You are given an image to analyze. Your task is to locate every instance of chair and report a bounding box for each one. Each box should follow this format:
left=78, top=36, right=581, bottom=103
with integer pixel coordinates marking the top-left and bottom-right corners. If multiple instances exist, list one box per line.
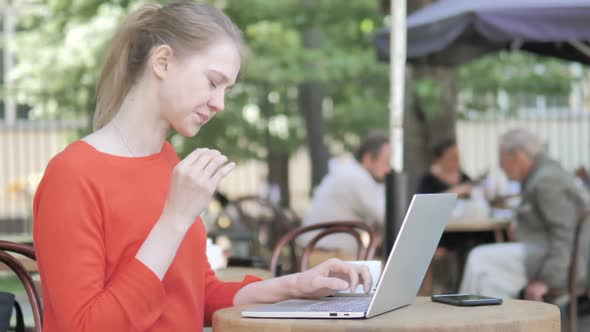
left=211, top=195, right=300, bottom=268
left=269, top=221, right=378, bottom=277
left=0, top=240, right=42, bottom=332
left=230, top=195, right=300, bottom=249
left=545, top=208, right=590, bottom=332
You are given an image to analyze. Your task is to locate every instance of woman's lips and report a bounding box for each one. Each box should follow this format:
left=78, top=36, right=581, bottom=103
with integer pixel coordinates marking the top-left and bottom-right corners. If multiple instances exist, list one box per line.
left=196, top=112, right=210, bottom=122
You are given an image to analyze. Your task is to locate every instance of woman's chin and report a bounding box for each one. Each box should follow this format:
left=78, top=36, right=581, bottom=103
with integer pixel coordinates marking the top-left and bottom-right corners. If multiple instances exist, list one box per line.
left=175, top=125, right=202, bottom=138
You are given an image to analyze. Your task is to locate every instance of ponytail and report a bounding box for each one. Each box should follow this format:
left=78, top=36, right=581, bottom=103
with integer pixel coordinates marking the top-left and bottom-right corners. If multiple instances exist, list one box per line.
left=93, top=4, right=161, bottom=130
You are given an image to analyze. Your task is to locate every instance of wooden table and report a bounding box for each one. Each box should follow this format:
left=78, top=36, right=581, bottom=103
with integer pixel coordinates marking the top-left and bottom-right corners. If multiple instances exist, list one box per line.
left=215, top=267, right=272, bottom=282
left=213, top=297, right=560, bottom=332
left=417, top=218, right=514, bottom=294
left=445, top=218, right=512, bottom=243
left=0, top=253, right=38, bottom=273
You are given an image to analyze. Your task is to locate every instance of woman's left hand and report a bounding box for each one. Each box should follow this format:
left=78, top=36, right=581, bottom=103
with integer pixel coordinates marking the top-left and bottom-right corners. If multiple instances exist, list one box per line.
left=291, top=258, right=373, bottom=299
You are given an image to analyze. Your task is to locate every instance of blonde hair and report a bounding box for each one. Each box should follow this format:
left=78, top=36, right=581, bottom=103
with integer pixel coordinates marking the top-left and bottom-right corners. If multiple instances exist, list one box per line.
left=93, top=1, right=246, bottom=130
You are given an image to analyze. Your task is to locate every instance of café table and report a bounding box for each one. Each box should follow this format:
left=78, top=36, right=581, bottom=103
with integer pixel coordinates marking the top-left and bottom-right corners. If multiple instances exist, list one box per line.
left=419, top=218, right=513, bottom=295
left=213, top=297, right=560, bottom=332
left=0, top=253, right=37, bottom=273
left=215, top=267, right=272, bottom=282
left=445, top=217, right=513, bottom=243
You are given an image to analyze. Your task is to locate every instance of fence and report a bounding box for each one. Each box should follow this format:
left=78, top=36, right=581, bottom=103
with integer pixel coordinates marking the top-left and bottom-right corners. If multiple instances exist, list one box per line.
left=457, top=110, right=590, bottom=195
left=1, top=108, right=589, bottom=236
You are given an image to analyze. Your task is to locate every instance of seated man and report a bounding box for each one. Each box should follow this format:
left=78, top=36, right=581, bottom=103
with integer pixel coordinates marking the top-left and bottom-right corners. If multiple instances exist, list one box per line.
left=300, top=132, right=391, bottom=258
left=460, top=128, right=590, bottom=300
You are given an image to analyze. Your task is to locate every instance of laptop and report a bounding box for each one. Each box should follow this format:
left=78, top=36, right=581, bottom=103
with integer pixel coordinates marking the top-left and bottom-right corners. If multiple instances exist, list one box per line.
left=242, top=193, right=457, bottom=319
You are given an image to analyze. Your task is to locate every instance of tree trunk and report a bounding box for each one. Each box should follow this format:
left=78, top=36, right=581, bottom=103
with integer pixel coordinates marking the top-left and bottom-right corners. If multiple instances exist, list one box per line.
left=261, top=86, right=292, bottom=208
left=395, top=0, right=458, bottom=201
left=300, top=19, right=329, bottom=190
left=404, top=66, right=457, bottom=200
left=268, top=151, right=291, bottom=208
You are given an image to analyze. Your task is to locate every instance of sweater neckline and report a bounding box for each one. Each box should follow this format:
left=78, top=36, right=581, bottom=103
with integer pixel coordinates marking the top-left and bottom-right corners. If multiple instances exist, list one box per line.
left=74, top=140, right=171, bottom=163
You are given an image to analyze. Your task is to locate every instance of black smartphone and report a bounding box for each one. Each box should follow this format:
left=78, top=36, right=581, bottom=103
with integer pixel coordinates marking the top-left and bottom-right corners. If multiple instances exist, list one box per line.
left=431, top=294, right=503, bottom=306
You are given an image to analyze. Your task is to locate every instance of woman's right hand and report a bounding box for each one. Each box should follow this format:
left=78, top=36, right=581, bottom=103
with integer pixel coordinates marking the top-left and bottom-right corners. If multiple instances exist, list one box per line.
left=162, top=148, right=235, bottom=229
left=451, top=183, right=473, bottom=197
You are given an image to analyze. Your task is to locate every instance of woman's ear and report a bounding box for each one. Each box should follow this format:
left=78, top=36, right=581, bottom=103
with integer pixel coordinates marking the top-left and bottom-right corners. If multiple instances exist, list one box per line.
left=151, top=44, right=174, bottom=79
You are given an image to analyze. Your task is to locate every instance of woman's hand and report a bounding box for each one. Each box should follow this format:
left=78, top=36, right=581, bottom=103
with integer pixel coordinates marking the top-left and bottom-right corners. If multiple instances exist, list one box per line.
left=233, top=258, right=373, bottom=305
left=136, top=148, right=234, bottom=279
left=524, top=281, right=549, bottom=301
left=292, top=258, right=373, bottom=299
left=162, top=148, right=235, bottom=228
left=450, top=183, right=473, bottom=197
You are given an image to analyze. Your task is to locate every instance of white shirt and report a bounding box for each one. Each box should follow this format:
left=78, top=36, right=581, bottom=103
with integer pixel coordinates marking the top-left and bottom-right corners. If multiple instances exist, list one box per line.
left=301, top=160, right=385, bottom=252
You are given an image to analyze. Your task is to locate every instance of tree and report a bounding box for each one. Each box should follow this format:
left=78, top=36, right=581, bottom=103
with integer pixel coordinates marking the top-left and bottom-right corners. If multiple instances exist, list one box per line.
left=398, top=0, right=587, bottom=198
left=12, top=0, right=391, bottom=207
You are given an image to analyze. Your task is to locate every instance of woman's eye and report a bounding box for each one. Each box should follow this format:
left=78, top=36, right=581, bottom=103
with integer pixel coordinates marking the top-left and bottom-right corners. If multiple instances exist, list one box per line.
left=209, top=79, right=217, bottom=89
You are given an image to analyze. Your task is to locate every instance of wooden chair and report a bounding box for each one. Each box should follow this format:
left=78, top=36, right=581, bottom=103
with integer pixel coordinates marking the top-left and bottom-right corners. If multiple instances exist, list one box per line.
left=269, top=221, right=378, bottom=277
left=0, top=240, right=42, bottom=332
left=213, top=195, right=300, bottom=269
left=545, top=208, right=590, bottom=332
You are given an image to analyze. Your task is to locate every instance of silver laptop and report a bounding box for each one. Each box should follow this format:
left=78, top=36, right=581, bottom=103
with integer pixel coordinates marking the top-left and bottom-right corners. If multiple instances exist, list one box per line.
left=242, top=193, right=457, bottom=319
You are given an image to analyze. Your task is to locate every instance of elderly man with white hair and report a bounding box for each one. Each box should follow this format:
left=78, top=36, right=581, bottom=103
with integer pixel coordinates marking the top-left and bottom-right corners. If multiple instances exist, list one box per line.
left=459, top=128, right=590, bottom=301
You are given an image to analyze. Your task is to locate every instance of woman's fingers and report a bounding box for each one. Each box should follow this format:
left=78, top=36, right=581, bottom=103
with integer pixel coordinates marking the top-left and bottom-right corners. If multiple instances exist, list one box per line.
left=202, top=154, right=229, bottom=178
left=192, top=149, right=221, bottom=171
left=210, top=161, right=236, bottom=185
left=179, top=148, right=210, bottom=167
left=359, top=265, right=373, bottom=293
left=324, top=259, right=359, bottom=293
left=312, top=276, right=349, bottom=291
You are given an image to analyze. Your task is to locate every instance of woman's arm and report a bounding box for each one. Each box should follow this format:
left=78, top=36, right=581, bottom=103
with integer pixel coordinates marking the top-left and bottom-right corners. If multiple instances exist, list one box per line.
left=34, top=161, right=167, bottom=332
left=233, top=259, right=372, bottom=305
left=136, top=148, right=234, bottom=279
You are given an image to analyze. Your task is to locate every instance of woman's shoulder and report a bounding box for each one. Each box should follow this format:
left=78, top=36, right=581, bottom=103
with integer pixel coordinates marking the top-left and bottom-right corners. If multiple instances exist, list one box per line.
left=44, top=141, right=102, bottom=178
left=419, top=171, right=437, bottom=182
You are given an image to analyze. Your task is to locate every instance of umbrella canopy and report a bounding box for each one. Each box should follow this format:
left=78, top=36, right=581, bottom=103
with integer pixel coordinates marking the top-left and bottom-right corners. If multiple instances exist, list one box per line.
left=375, top=0, right=590, bottom=66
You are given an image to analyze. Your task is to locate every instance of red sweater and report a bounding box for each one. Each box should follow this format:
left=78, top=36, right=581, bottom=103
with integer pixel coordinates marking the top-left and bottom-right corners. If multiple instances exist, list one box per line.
left=33, top=141, right=259, bottom=331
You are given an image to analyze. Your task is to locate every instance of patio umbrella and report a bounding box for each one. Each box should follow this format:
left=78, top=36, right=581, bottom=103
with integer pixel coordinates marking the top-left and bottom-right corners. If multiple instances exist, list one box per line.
left=379, top=0, right=590, bottom=256
left=375, top=0, right=590, bottom=66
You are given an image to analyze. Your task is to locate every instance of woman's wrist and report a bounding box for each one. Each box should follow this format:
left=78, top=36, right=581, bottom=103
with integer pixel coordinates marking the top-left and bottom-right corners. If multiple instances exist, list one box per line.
left=159, top=209, right=194, bottom=233
left=284, top=273, right=302, bottom=298
left=234, top=272, right=302, bottom=305
left=135, top=213, right=192, bottom=280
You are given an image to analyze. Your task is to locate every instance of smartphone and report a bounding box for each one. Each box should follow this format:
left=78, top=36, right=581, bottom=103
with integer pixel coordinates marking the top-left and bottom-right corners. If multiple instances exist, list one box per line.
left=431, top=294, right=503, bottom=306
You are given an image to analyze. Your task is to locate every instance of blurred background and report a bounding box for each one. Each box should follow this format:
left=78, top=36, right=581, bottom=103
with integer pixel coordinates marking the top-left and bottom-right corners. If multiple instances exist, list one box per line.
left=1, top=0, right=590, bottom=328
left=1, top=0, right=588, bottom=238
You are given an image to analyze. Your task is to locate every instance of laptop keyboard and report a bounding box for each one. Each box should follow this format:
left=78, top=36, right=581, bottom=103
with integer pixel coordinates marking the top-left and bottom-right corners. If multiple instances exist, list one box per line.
left=300, top=297, right=371, bottom=312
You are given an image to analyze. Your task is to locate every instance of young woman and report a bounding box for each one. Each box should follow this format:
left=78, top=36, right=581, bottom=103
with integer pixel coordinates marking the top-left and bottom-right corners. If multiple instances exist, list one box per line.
left=33, top=2, right=370, bottom=331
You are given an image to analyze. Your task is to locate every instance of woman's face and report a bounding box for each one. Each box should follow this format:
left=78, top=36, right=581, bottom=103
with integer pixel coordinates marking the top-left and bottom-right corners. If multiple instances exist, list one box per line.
left=158, top=39, right=241, bottom=137
left=439, top=145, right=460, bottom=172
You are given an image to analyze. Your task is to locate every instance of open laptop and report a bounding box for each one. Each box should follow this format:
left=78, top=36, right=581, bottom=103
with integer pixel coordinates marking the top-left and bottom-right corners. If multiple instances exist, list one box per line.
left=242, top=193, right=457, bottom=319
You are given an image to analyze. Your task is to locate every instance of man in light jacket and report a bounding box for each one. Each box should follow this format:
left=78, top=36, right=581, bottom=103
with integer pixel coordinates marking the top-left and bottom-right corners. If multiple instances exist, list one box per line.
left=300, top=132, right=391, bottom=257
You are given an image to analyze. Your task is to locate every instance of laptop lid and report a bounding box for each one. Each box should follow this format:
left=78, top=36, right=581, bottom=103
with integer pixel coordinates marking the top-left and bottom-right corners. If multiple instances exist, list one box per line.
left=241, top=193, right=457, bottom=319
left=366, top=193, right=456, bottom=318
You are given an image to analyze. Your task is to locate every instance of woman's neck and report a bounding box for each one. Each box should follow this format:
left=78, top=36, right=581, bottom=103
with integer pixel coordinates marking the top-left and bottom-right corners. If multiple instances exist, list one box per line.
left=431, top=164, right=460, bottom=185
left=108, top=84, right=169, bottom=157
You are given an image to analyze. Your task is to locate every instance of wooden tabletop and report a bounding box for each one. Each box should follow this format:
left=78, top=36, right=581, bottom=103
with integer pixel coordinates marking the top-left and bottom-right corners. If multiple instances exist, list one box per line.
left=0, top=253, right=38, bottom=273
left=213, top=297, right=560, bottom=332
left=445, top=219, right=512, bottom=233
left=215, top=267, right=272, bottom=282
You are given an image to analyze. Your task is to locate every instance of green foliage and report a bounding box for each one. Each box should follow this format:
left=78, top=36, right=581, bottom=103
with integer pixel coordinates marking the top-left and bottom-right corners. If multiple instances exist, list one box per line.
left=12, top=0, right=390, bottom=161
left=455, top=51, right=587, bottom=115
left=410, top=51, right=587, bottom=120
left=412, top=77, right=443, bottom=119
